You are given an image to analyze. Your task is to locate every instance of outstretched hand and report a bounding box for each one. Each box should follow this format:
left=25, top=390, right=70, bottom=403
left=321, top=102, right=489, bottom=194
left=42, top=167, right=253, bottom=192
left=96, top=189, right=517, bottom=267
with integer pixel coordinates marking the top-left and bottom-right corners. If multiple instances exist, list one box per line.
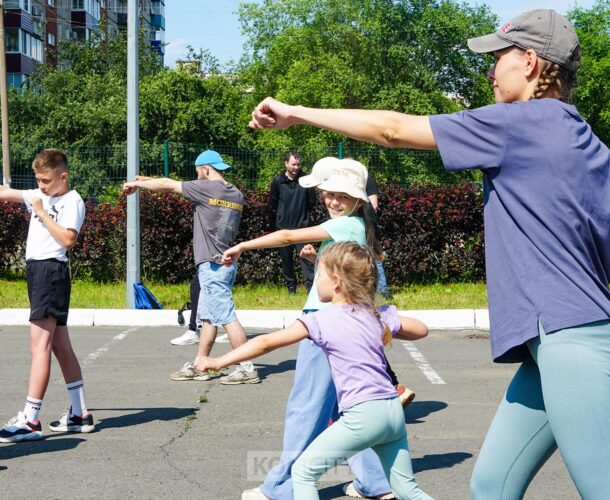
left=249, top=97, right=296, bottom=130
left=122, top=182, right=138, bottom=195
left=195, top=355, right=219, bottom=373
left=299, top=244, right=317, bottom=263
left=222, top=244, right=243, bottom=266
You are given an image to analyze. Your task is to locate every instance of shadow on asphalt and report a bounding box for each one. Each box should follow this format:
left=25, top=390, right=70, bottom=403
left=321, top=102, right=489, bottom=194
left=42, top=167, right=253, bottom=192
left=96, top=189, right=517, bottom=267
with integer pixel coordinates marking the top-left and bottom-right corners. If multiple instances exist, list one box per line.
left=0, top=437, right=85, bottom=461
left=90, top=407, right=195, bottom=430
left=319, top=482, right=348, bottom=499
left=0, top=465, right=6, bottom=471
left=254, top=359, right=297, bottom=381
left=405, top=400, right=448, bottom=424
left=413, top=452, right=473, bottom=473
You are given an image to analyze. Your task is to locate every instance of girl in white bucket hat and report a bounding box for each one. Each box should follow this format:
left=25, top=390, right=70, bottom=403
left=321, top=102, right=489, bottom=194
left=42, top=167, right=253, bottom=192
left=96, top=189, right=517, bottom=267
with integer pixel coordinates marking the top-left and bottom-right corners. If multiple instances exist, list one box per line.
left=248, top=9, right=610, bottom=499
left=220, top=157, right=402, bottom=500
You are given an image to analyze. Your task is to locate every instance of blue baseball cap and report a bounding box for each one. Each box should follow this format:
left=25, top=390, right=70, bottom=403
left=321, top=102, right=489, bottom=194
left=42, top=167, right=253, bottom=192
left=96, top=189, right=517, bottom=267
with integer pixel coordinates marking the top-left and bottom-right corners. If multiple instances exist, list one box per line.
left=194, top=150, right=232, bottom=171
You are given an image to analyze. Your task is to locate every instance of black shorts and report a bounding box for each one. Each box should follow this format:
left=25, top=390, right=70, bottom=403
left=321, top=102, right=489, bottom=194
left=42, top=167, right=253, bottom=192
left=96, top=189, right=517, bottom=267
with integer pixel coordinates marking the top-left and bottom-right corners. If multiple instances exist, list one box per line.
left=26, top=259, right=71, bottom=326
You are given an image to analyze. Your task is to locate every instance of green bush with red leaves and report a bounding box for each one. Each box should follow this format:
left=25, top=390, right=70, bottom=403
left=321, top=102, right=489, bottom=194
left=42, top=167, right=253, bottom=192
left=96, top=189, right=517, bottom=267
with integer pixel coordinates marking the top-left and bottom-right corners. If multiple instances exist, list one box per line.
left=0, top=181, right=484, bottom=284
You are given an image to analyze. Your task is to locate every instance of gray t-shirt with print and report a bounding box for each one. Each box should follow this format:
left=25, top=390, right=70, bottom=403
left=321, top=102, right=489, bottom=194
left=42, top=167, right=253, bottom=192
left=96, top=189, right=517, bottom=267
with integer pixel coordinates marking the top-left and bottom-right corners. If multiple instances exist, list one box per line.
left=182, top=180, right=244, bottom=266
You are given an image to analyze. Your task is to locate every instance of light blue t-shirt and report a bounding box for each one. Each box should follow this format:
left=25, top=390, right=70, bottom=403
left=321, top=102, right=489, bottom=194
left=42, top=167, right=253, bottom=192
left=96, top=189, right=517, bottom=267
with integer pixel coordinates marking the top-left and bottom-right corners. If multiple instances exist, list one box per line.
left=299, top=305, right=400, bottom=412
left=430, top=99, right=610, bottom=363
left=302, top=216, right=366, bottom=311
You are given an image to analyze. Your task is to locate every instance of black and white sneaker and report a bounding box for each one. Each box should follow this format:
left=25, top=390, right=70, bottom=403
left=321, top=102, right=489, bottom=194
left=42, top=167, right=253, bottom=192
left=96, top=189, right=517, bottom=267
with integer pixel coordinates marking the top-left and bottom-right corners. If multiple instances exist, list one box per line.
left=49, top=411, right=95, bottom=433
left=0, top=412, right=43, bottom=442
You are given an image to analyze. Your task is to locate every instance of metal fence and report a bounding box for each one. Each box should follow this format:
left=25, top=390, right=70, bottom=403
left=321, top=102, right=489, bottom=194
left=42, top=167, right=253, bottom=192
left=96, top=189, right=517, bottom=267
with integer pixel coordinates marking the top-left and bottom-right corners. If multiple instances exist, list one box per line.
left=7, top=141, right=481, bottom=198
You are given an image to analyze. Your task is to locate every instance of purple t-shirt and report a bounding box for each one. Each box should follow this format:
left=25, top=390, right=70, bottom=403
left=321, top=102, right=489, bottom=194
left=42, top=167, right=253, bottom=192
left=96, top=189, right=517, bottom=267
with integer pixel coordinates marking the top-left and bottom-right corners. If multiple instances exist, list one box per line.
left=299, top=304, right=401, bottom=412
left=430, top=99, right=610, bottom=363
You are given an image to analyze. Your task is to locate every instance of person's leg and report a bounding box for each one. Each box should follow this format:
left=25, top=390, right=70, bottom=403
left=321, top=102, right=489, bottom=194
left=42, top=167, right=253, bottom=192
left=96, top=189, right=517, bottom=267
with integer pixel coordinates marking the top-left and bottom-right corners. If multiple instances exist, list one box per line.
left=293, top=399, right=425, bottom=500
left=384, top=354, right=415, bottom=408
left=370, top=399, right=431, bottom=500
left=171, top=269, right=201, bottom=345
left=259, top=339, right=338, bottom=500
left=196, top=320, right=219, bottom=359
left=533, top=320, right=610, bottom=499
left=170, top=263, right=219, bottom=381
left=385, top=355, right=399, bottom=386
left=295, top=243, right=314, bottom=292
left=189, top=268, right=201, bottom=332
left=52, top=324, right=83, bottom=384
left=278, top=245, right=298, bottom=293
left=376, top=260, right=391, bottom=297
left=28, top=317, right=58, bottom=400
left=347, top=357, right=394, bottom=497
left=48, top=324, right=95, bottom=432
left=470, top=355, right=557, bottom=500
left=292, top=404, right=374, bottom=500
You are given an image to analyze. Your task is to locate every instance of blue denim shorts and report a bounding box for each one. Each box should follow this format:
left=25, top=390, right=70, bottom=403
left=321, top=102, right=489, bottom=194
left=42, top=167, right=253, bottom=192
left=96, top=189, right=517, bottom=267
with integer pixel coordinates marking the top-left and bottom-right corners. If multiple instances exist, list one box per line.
left=197, top=262, right=238, bottom=326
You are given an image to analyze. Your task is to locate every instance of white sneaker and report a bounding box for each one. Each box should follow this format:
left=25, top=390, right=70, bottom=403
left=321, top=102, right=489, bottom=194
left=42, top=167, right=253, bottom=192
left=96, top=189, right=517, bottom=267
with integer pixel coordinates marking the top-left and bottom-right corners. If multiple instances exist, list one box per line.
left=343, top=482, right=395, bottom=499
left=171, top=329, right=199, bottom=345
left=242, top=487, right=268, bottom=500
left=215, top=333, right=229, bottom=343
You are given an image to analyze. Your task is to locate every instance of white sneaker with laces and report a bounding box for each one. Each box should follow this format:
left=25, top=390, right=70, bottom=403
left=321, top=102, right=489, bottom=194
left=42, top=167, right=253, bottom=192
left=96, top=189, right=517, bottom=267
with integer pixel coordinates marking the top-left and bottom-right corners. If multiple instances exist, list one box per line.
left=171, top=329, right=200, bottom=345
left=0, top=411, right=43, bottom=443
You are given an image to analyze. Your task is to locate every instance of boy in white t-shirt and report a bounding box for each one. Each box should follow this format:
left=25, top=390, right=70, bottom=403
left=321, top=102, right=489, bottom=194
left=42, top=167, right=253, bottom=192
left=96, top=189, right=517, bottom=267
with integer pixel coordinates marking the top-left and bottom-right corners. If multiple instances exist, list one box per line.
left=0, top=149, right=93, bottom=443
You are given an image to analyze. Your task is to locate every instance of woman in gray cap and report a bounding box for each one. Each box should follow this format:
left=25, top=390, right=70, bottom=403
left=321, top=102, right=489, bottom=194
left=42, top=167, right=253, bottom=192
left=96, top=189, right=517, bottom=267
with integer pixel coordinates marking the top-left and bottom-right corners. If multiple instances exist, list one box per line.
left=249, top=9, right=610, bottom=500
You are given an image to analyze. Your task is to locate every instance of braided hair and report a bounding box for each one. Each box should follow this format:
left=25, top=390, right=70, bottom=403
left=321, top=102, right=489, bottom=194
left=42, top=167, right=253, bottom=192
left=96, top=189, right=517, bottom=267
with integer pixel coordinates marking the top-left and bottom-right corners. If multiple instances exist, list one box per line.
left=530, top=47, right=580, bottom=103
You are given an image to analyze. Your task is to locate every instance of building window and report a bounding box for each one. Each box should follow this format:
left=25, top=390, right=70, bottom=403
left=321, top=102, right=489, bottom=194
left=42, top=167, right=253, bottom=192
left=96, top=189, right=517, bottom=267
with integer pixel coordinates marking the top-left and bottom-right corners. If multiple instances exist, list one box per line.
left=5, top=0, right=32, bottom=12
left=19, top=31, right=43, bottom=62
left=151, top=1, right=164, bottom=16
left=7, top=74, right=25, bottom=89
left=48, top=33, right=56, bottom=46
left=5, top=28, right=20, bottom=53
left=48, top=0, right=54, bottom=6
left=72, top=0, right=101, bottom=19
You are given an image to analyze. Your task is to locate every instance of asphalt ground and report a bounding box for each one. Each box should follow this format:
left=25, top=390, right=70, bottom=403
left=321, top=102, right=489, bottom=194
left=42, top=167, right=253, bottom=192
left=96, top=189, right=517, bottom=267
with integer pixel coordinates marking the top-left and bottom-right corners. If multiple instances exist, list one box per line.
left=0, top=326, right=579, bottom=499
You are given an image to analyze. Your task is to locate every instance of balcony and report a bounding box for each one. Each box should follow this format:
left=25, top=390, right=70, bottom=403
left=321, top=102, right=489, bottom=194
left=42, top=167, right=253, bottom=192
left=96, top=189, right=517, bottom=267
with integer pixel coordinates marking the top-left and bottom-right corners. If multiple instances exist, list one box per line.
left=5, top=9, right=34, bottom=32
left=151, top=14, right=164, bottom=30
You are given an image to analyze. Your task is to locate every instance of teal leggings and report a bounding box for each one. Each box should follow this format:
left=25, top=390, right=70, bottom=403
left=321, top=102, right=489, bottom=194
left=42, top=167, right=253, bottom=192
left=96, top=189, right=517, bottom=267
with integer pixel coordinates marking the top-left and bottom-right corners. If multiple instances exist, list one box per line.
left=471, top=320, right=610, bottom=500
left=291, top=398, right=432, bottom=500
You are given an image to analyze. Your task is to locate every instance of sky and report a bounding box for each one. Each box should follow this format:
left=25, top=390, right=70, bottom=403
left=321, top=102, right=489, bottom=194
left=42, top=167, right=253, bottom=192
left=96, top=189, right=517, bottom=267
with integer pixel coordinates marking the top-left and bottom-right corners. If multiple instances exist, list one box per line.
left=164, top=0, right=598, bottom=68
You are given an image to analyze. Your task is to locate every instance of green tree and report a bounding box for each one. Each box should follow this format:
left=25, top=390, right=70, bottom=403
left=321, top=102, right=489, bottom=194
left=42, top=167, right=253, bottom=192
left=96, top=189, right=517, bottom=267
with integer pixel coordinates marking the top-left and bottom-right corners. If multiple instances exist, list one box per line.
left=569, top=0, right=610, bottom=144
left=237, top=0, right=497, bottom=183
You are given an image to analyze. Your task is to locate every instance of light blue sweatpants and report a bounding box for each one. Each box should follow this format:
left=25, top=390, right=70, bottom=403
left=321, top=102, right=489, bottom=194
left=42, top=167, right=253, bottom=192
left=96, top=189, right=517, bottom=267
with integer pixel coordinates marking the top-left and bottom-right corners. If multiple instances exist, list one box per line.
left=292, top=398, right=432, bottom=500
left=471, top=320, right=610, bottom=500
left=260, top=339, right=392, bottom=499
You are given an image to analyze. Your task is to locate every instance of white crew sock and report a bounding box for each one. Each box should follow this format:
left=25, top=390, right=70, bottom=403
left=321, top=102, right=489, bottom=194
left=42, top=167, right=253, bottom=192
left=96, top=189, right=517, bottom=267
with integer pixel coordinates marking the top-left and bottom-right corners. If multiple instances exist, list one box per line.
left=24, top=396, right=43, bottom=423
left=66, top=380, right=88, bottom=416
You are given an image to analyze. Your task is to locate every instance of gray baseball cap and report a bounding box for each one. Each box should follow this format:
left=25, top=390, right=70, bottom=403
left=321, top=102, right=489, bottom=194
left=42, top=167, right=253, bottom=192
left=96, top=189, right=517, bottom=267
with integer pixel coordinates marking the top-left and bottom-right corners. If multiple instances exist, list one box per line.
left=467, top=9, right=580, bottom=71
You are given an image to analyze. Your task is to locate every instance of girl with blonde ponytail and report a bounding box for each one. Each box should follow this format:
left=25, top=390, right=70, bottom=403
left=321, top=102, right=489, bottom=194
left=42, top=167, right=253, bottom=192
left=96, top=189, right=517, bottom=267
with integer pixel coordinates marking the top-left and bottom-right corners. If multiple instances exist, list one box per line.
left=197, top=242, right=429, bottom=499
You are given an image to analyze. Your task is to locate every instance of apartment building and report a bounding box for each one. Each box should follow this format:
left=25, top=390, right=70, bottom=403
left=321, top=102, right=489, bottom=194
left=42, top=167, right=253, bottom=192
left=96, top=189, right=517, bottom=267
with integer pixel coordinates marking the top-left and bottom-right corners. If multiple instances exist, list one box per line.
left=4, top=0, right=165, bottom=88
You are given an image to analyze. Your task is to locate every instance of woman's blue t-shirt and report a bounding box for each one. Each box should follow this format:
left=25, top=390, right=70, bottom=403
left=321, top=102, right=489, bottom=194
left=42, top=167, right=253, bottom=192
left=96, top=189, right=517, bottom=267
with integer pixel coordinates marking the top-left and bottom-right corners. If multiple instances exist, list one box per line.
left=430, top=99, right=610, bottom=362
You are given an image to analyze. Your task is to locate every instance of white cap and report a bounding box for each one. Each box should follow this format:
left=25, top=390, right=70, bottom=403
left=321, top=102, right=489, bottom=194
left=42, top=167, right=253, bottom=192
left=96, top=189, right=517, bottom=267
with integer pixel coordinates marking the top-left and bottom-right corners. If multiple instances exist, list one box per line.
left=299, top=157, right=340, bottom=188
left=318, top=159, right=369, bottom=202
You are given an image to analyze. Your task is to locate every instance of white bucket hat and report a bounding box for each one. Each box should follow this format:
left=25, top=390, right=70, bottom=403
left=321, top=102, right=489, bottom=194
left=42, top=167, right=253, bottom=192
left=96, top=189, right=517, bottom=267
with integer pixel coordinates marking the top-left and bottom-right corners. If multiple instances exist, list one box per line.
left=318, top=159, right=369, bottom=202
left=299, top=157, right=340, bottom=188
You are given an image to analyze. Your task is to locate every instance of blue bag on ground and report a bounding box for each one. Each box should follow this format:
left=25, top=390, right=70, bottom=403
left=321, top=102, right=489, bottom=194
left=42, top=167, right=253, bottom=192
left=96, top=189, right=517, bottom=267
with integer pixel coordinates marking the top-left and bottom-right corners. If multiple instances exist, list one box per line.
left=134, top=282, right=163, bottom=309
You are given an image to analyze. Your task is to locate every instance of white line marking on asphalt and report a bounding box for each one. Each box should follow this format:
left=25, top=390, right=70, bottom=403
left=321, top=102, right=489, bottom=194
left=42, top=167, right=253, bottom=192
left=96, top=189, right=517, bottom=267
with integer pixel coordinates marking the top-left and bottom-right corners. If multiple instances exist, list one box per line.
left=82, top=327, right=139, bottom=366
left=400, top=340, right=446, bottom=385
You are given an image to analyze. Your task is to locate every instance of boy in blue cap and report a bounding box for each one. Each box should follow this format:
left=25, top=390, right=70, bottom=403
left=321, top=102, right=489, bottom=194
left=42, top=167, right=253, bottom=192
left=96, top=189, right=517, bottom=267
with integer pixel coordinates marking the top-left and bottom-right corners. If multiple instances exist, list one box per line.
left=123, top=150, right=259, bottom=384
